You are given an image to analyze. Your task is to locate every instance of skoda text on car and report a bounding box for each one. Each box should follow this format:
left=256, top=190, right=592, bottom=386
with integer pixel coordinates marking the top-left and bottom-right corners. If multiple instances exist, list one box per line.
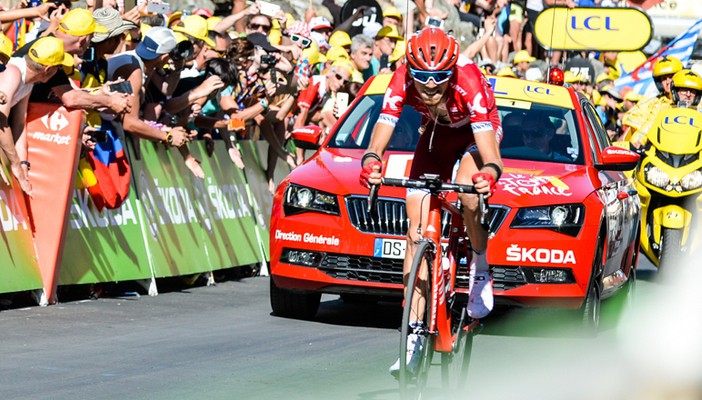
left=269, top=74, right=641, bottom=326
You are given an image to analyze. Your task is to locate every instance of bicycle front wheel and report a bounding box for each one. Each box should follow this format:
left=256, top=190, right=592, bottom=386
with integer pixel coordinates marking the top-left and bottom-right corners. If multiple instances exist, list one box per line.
left=441, top=304, right=475, bottom=393
left=400, top=240, right=435, bottom=400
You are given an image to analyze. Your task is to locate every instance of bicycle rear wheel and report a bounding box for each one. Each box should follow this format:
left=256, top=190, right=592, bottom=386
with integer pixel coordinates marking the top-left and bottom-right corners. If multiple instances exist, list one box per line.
left=400, top=240, right=435, bottom=400
left=441, top=303, right=475, bottom=393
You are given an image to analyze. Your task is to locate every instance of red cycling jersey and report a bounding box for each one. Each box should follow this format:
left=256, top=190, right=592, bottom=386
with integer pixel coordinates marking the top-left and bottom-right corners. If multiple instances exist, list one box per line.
left=379, top=55, right=503, bottom=143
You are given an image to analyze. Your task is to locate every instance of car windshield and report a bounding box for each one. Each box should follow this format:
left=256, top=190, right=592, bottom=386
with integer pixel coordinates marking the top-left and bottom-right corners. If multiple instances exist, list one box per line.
left=328, top=94, right=583, bottom=165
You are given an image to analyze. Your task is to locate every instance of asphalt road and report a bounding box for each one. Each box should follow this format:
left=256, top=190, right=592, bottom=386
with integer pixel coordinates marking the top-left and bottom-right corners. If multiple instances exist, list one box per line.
left=1, top=257, right=698, bottom=400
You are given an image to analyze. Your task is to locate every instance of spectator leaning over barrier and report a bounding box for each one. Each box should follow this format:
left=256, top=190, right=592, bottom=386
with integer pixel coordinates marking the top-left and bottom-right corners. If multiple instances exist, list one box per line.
left=173, top=15, right=218, bottom=79
left=107, top=26, right=189, bottom=147
left=12, top=8, right=131, bottom=116
left=0, top=36, right=73, bottom=196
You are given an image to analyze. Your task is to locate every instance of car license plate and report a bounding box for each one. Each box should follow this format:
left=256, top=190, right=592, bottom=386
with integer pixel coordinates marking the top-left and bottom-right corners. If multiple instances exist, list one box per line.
left=374, top=238, right=406, bottom=259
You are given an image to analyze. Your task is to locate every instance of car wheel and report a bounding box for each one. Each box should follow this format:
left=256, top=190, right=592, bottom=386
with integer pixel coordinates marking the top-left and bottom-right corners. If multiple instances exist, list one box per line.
left=269, top=278, right=321, bottom=320
left=581, top=279, right=601, bottom=334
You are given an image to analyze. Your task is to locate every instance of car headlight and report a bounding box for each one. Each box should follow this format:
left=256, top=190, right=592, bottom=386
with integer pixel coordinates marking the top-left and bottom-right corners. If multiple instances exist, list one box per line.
left=644, top=164, right=670, bottom=188
left=284, top=184, right=340, bottom=216
left=510, top=204, right=584, bottom=236
left=681, top=170, right=702, bottom=191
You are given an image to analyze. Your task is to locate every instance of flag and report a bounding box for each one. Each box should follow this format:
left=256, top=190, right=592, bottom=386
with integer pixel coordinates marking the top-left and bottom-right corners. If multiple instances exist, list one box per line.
left=77, top=120, right=132, bottom=211
left=614, top=18, right=702, bottom=97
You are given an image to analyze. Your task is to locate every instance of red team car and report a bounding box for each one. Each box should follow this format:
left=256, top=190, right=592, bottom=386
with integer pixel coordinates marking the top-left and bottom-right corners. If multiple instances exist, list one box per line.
left=269, top=74, right=640, bottom=328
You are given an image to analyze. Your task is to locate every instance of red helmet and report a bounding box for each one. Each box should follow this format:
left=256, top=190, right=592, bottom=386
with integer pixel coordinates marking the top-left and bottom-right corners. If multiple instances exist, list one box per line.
left=406, top=28, right=459, bottom=71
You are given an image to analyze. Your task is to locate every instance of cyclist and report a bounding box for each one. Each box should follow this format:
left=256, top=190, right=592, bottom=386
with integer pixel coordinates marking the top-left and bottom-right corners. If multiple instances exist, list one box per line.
left=359, top=27, right=503, bottom=375
left=623, top=56, right=683, bottom=147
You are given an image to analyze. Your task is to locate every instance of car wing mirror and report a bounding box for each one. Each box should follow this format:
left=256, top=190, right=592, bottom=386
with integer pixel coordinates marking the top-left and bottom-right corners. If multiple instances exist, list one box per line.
left=595, top=145, right=640, bottom=171
left=292, top=125, right=323, bottom=151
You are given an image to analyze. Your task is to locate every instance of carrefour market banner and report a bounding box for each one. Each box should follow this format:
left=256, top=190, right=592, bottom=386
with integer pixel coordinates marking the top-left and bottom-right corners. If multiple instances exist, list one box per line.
left=535, top=7, right=652, bottom=51
left=0, top=173, right=43, bottom=294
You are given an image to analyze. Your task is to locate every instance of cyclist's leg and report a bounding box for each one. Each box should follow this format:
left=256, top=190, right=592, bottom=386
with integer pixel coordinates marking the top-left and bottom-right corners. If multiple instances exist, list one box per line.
left=404, top=191, right=431, bottom=323
left=455, top=151, right=494, bottom=319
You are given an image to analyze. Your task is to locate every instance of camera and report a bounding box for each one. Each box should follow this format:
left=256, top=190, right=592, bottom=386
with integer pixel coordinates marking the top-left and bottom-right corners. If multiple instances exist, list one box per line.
left=260, top=54, right=277, bottom=67
left=425, top=17, right=445, bottom=30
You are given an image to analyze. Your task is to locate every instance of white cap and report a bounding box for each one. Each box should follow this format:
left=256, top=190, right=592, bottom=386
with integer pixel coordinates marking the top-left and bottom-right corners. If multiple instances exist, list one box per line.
left=362, top=22, right=383, bottom=39
left=525, top=67, right=544, bottom=82
left=136, top=26, right=177, bottom=60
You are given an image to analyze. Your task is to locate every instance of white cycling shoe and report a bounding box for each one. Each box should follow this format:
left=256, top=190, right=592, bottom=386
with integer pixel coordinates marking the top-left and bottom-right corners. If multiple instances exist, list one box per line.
left=389, top=333, right=423, bottom=378
left=467, top=271, right=494, bottom=319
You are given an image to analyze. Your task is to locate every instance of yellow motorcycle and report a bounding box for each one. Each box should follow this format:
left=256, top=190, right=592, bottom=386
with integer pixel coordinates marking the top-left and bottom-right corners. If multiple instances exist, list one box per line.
left=634, top=107, right=702, bottom=268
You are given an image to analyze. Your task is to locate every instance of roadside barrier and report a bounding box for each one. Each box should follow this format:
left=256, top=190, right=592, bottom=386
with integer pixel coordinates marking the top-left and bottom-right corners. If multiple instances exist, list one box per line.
left=0, top=104, right=287, bottom=305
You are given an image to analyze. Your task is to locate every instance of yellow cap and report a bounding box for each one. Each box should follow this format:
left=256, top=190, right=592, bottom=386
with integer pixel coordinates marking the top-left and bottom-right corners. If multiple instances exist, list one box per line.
left=268, top=28, right=282, bottom=45
left=329, top=31, right=352, bottom=48
left=167, top=11, right=182, bottom=28
left=206, top=16, right=222, bottom=31
left=28, top=36, right=73, bottom=68
left=496, top=67, right=517, bottom=78
left=592, top=90, right=605, bottom=107
left=389, top=38, right=405, bottom=63
left=376, top=25, right=403, bottom=40
left=331, top=58, right=356, bottom=77
left=326, top=46, right=349, bottom=62
left=0, top=32, right=13, bottom=60
left=301, top=41, right=323, bottom=65
left=513, top=50, right=535, bottom=64
left=563, top=70, right=577, bottom=84
left=173, top=31, right=189, bottom=43
left=383, top=6, right=402, bottom=19
left=173, top=15, right=215, bottom=47
left=59, top=8, right=108, bottom=36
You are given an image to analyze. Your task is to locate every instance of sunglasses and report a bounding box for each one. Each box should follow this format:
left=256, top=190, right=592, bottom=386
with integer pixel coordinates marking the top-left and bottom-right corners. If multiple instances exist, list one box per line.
left=333, top=71, right=350, bottom=85
left=248, top=23, right=271, bottom=33
left=409, top=67, right=453, bottom=85
left=290, top=34, right=311, bottom=48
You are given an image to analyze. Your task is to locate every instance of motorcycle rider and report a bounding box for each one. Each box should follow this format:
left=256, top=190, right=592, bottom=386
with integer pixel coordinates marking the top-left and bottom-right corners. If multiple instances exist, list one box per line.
left=669, top=69, right=702, bottom=109
left=623, top=56, right=683, bottom=148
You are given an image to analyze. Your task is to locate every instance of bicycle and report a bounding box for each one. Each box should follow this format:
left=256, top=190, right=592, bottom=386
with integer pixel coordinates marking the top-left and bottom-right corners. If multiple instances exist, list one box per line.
left=368, top=174, right=488, bottom=399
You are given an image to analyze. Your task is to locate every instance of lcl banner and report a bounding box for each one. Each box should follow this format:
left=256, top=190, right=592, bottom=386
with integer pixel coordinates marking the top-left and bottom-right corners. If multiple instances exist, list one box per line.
left=25, top=104, right=83, bottom=304
left=534, top=7, right=653, bottom=51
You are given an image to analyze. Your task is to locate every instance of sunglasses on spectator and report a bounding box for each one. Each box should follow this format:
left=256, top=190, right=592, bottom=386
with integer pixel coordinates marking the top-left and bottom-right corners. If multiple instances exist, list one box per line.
left=409, top=67, right=453, bottom=85
left=332, top=70, right=350, bottom=84
left=290, top=34, right=311, bottom=48
left=248, top=23, right=271, bottom=33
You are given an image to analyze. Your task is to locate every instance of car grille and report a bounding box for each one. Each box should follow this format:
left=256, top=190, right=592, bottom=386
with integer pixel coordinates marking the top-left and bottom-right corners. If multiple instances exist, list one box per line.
left=346, top=196, right=509, bottom=237
left=298, top=251, right=526, bottom=292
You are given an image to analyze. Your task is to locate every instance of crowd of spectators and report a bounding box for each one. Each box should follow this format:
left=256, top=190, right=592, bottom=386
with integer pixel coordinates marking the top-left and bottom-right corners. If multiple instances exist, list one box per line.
left=0, top=0, right=681, bottom=197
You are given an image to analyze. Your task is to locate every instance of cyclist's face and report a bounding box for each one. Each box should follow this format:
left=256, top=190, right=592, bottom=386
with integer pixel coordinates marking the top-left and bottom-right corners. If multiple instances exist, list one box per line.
left=413, top=78, right=448, bottom=106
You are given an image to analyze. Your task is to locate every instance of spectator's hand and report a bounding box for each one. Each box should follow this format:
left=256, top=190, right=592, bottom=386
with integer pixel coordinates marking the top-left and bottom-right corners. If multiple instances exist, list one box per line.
left=0, top=90, right=7, bottom=105
left=191, top=76, right=225, bottom=100
left=35, top=2, right=58, bottom=21
left=264, top=80, right=277, bottom=98
left=167, top=126, right=189, bottom=147
left=82, top=126, right=100, bottom=150
left=49, top=5, right=68, bottom=27
left=187, top=129, right=198, bottom=142
left=296, top=74, right=309, bottom=91
left=122, top=6, right=141, bottom=24
left=190, top=102, right=202, bottom=118
left=483, top=15, right=497, bottom=36
left=247, top=1, right=261, bottom=15
left=203, top=133, right=215, bottom=157
left=17, top=0, right=29, bottom=9
left=353, top=6, right=368, bottom=19
left=184, top=156, right=205, bottom=179
left=11, top=161, right=33, bottom=197
left=305, top=4, right=316, bottom=21
left=107, top=92, right=131, bottom=116
left=228, top=146, right=245, bottom=169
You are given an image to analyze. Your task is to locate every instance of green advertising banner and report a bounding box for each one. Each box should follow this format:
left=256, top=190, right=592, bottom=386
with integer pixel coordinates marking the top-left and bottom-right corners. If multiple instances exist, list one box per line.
left=59, top=187, right=152, bottom=285
left=132, top=139, right=264, bottom=278
left=0, top=181, right=43, bottom=293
